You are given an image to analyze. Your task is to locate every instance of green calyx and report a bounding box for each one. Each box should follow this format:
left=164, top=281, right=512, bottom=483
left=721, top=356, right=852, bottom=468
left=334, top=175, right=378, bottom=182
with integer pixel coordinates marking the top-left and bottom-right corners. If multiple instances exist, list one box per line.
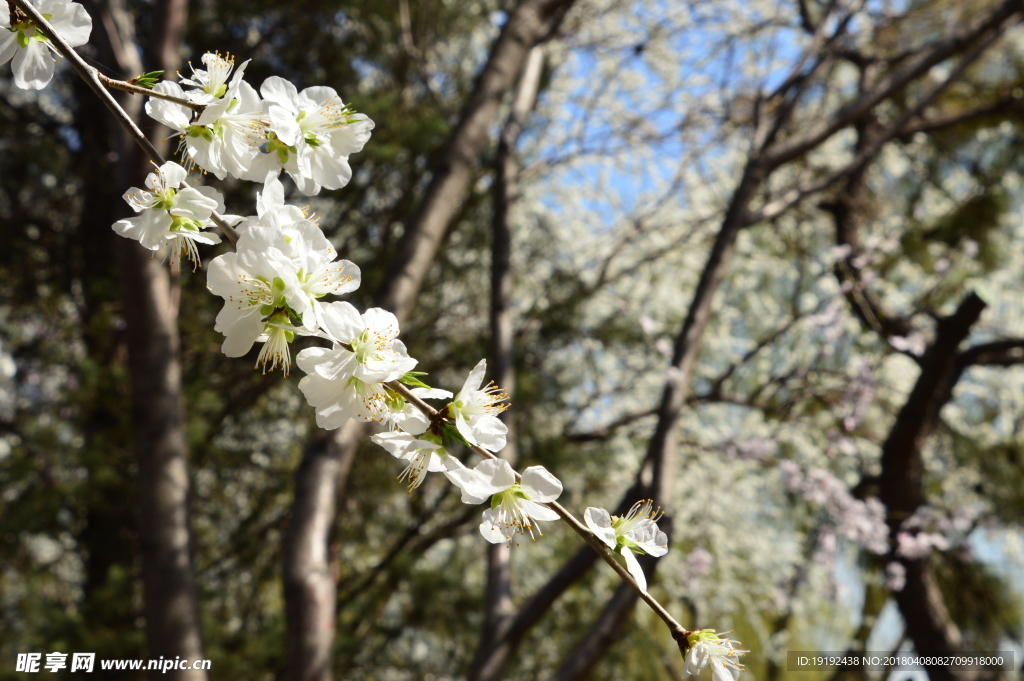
left=384, top=391, right=406, bottom=413
left=13, top=15, right=52, bottom=47
left=491, top=487, right=529, bottom=509
left=617, top=535, right=643, bottom=554
left=154, top=188, right=176, bottom=211
left=686, top=629, right=720, bottom=647
left=304, top=133, right=320, bottom=148
left=270, top=276, right=288, bottom=307
left=263, top=131, right=296, bottom=163
left=265, top=310, right=295, bottom=342
left=186, top=125, right=214, bottom=142
left=214, top=83, right=228, bottom=98
left=169, top=216, right=201, bottom=232
left=350, top=329, right=379, bottom=364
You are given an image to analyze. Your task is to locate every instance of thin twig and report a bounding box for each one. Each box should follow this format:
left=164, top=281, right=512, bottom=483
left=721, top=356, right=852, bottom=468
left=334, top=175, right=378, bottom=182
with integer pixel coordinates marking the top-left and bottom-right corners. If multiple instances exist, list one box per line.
left=383, top=380, right=693, bottom=650
left=11, top=0, right=238, bottom=245
left=97, top=72, right=204, bottom=111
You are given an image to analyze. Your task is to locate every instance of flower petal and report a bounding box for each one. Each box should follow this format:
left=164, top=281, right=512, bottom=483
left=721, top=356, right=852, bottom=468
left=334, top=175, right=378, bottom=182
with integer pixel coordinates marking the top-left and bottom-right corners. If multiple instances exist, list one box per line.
left=260, top=75, right=300, bottom=108
left=459, top=359, right=487, bottom=398
left=584, top=507, right=617, bottom=548
left=410, top=387, right=453, bottom=400
left=521, top=466, right=562, bottom=503
left=48, top=1, right=92, bottom=46
left=470, top=415, right=508, bottom=452
left=444, top=467, right=492, bottom=505
left=622, top=547, right=647, bottom=593
left=0, top=32, right=20, bottom=66
left=13, top=40, right=54, bottom=90
left=479, top=508, right=507, bottom=544
left=475, top=459, right=517, bottom=489
left=519, top=499, right=559, bottom=522
left=711, top=661, right=741, bottom=681
left=318, top=301, right=364, bottom=344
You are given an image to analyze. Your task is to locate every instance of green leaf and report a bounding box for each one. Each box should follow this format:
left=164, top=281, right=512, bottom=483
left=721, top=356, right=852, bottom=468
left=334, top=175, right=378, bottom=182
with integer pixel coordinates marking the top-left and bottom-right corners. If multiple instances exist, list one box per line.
left=130, top=70, right=165, bottom=89
left=399, top=372, right=431, bottom=389
left=440, top=422, right=471, bottom=449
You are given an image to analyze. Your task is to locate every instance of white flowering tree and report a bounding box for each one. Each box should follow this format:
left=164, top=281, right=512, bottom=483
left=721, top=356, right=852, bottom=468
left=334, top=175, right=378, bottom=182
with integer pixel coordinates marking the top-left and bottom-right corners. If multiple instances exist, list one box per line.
left=2, top=0, right=1024, bottom=680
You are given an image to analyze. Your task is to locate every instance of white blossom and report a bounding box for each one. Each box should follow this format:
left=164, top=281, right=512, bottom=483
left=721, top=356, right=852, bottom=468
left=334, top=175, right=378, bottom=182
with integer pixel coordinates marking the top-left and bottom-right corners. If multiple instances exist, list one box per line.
left=584, top=500, right=668, bottom=593
left=206, top=226, right=308, bottom=372
left=371, top=411, right=466, bottom=491
left=146, top=63, right=266, bottom=179
left=112, top=161, right=224, bottom=273
left=0, top=0, right=91, bottom=90
left=683, top=630, right=747, bottom=681
left=179, top=51, right=240, bottom=104
left=240, top=76, right=374, bottom=195
left=448, top=359, right=509, bottom=452
left=446, top=459, right=562, bottom=544
left=296, top=302, right=417, bottom=429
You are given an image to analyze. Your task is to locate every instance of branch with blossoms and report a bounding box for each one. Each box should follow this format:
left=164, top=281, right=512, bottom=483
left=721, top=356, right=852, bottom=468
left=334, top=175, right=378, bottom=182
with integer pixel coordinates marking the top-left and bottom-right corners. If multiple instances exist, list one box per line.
left=2, top=0, right=748, bottom=676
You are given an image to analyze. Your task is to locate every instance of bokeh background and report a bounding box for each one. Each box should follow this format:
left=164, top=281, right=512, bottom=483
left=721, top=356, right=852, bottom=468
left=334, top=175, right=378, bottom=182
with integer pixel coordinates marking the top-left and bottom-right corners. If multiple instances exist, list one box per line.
left=2, top=0, right=1024, bottom=679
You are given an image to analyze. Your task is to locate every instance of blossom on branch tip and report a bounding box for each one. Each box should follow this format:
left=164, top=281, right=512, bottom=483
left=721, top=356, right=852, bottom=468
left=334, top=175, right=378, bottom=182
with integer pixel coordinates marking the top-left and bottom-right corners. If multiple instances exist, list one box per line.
left=682, top=630, right=747, bottom=681
left=1, top=0, right=92, bottom=90
left=446, top=459, right=562, bottom=544
left=179, top=51, right=239, bottom=104
left=112, top=161, right=224, bottom=273
left=448, top=359, right=509, bottom=452
left=584, top=501, right=668, bottom=593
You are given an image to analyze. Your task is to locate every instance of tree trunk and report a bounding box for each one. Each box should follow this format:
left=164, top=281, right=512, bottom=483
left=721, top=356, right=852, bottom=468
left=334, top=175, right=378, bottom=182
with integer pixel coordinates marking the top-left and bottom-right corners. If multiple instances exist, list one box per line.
left=469, top=45, right=544, bottom=681
left=93, top=0, right=207, bottom=673
left=282, top=3, right=578, bottom=679
left=878, top=294, right=985, bottom=681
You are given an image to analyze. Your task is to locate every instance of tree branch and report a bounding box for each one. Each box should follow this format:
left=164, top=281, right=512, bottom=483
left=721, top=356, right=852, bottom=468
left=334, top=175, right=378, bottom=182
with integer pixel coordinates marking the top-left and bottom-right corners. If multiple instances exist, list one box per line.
left=878, top=292, right=987, bottom=681
left=958, top=338, right=1024, bottom=367
left=759, top=0, right=1024, bottom=170
left=376, top=0, right=578, bottom=322
left=10, top=0, right=239, bottom=246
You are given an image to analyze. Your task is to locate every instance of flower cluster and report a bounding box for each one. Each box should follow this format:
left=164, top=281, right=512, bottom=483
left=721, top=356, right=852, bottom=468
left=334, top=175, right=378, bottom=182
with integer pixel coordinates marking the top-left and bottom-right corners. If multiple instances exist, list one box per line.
left=146, top=57, right=373, bottom=195
left=16, top=4, right=749, bottom=674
